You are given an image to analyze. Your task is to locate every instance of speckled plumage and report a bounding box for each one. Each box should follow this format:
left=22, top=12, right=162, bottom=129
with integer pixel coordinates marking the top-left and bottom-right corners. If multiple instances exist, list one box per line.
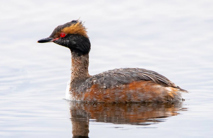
left=70, top=67, right=185, bottom=103
left=38, top=20, right=187, bottom=103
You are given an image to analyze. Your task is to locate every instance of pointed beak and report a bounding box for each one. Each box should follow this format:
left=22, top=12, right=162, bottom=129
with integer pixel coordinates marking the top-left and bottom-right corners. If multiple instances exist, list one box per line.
left=37, top=37, right=53, bottom=43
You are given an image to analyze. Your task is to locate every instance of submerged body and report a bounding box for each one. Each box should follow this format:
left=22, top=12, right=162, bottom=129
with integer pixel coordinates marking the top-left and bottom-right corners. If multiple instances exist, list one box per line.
left=38, top=20, right=187, bottom=103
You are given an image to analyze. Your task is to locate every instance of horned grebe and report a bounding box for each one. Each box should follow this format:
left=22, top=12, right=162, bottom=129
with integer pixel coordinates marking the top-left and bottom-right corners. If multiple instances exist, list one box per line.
left=38, top=20, right=187, bottom=103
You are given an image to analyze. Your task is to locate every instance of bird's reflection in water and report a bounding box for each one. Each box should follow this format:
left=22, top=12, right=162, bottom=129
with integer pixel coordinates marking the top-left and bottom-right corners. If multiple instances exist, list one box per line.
left=70, top=102, right=186, bottom=138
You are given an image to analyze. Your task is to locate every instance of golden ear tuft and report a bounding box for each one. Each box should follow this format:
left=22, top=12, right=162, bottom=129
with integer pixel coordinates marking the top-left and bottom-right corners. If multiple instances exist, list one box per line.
left=62, top=21, right=88, bottom=38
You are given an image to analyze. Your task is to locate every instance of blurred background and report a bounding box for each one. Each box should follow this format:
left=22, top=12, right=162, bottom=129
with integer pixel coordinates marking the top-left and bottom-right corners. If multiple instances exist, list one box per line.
left=0, top=0, right=213, bottom=138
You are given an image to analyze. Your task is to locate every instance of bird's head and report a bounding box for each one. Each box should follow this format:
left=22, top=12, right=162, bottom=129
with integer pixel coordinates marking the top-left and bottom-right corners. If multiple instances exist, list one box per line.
left=38, top=20, right=90, bottom=55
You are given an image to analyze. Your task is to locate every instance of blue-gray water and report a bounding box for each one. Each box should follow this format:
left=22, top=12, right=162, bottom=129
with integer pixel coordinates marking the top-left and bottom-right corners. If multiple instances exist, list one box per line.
left=1, top=0, right=213, bottom=137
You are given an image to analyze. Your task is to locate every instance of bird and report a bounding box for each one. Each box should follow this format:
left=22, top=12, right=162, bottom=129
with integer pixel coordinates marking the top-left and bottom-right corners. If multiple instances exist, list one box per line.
left=38, top=20, right=187, bottom=103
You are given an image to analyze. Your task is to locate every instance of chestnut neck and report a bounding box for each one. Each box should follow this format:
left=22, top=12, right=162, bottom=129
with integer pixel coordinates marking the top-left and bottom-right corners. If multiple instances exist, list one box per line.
left=70, top=51, right=90, bottom=89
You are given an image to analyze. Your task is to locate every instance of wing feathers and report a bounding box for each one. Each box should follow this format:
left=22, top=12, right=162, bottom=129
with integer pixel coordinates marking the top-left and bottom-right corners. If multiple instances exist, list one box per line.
left=81, top=68, right=185, bottom=92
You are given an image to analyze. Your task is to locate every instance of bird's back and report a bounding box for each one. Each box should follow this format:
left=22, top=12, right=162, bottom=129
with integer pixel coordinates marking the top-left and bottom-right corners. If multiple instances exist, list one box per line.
left=71, top=68, right=186, bottom=103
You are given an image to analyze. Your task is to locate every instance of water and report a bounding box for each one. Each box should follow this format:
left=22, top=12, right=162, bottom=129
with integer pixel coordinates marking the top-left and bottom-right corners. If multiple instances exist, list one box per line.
left=1, top=0, right=213, bottom=137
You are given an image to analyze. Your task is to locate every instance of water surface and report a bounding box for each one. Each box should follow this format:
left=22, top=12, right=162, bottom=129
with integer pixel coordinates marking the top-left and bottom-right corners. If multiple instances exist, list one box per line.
left=0, top=0, right=213, bottom=137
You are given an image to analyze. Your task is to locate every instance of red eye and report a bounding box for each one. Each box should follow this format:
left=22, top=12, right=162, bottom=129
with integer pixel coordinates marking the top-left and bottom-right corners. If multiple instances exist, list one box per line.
left=60, top=33, right=66, bottom=38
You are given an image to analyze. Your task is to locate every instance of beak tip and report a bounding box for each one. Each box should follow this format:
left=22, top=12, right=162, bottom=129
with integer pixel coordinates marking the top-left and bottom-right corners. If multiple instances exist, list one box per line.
left=37, top=37, right=53, bottom=43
